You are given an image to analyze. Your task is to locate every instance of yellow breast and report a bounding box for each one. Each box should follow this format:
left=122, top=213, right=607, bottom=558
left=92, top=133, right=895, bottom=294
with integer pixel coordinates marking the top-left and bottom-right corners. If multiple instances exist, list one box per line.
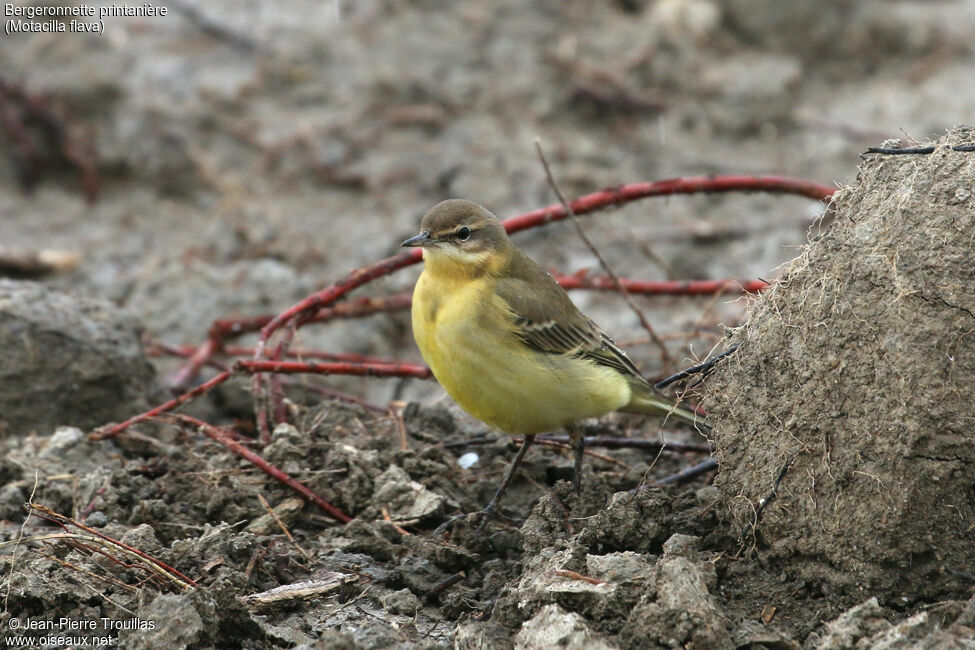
left=411, top=266, right=631, bottom=435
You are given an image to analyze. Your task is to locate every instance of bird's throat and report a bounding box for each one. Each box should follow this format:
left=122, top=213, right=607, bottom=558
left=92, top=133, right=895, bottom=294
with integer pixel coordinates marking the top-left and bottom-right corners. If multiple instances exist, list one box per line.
left=421, top=246, right=498, bottom=280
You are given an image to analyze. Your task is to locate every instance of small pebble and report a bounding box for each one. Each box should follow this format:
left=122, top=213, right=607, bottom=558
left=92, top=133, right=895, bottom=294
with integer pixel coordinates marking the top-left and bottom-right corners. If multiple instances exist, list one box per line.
left=85, top=511, right=108, bottom=527
left=382, top=588, right=421, bottom=615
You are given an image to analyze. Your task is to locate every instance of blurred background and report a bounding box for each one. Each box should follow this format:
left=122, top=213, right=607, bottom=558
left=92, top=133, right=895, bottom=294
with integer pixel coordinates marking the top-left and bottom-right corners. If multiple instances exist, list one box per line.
left=1, top=0, right=972, bottom=407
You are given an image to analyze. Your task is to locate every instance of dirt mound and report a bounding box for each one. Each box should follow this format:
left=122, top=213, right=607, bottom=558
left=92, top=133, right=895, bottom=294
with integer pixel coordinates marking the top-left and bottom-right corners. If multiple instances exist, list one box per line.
left=707, top=128, right=975, bottom=605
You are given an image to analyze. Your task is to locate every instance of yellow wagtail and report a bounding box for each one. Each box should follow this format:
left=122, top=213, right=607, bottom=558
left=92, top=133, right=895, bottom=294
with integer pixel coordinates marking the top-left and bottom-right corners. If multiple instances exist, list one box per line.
left=403, top=199, right=705, bottom=517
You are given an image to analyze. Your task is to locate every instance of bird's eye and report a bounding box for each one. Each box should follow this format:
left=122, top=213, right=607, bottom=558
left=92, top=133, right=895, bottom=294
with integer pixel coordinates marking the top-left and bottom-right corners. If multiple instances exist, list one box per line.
left=456, top=226, right=471, bottom=241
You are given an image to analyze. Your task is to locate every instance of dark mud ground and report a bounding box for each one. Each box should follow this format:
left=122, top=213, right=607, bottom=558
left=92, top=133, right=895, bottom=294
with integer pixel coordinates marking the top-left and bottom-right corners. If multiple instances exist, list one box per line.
left=1, top=1, right=974, bottom=648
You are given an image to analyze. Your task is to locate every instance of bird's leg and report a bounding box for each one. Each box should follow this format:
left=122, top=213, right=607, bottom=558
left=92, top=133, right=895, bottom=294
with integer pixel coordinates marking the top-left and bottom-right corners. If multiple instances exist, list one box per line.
left=566, top=424, right=584, bottom=493
left=436, top=433, right=536, bottom=538
left=482, top=433, right=536, bottom=517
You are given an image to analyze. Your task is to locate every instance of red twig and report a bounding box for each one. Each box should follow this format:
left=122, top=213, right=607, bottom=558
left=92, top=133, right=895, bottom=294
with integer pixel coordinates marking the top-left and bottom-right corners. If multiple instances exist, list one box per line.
left=236, top=359, right=432, bottom=380
left=255, top=175, right=833, bottom=348
left=157, top=343, right=406, bottom=367
left=147, top=340, right=392, bottom=414
left=209, top=293, right=414, bottom=343
left=90, top=370, right=233, bottom=440
left=552, top=274, right=770, bottom=296
left=170, top=338, right=221, bottom=386
left=248, top=252, right=421, bottom=437
left=28, top=503, right=199, bottom=589
left=501, top=175, right=835, bottom=235
left=168, top=414, right=352, bottom=524
left=256, top=250, right=422, bottom=354
left=270, top=373, right=288, bottom=425
left=209, top=315, right=274, bottom=340
left=255, top=323, right=303, bottom=441
left=95, top=359, right=430, bottom=441
left=171, top=287, right=414, bottom=386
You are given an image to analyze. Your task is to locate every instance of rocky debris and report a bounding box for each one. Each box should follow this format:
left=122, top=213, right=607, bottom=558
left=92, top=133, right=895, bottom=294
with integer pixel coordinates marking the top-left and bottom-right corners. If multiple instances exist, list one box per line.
left=619, top=533, right=733, bottom=649
left=489, top=485, right=737, bottom=649
left=809, top=598, right=891, bottom=650
left=515, top=604, right=616, bottom=650
left=372, top=465, right=446, bottom=522
left=117, top=593, right=210, bottom=650
left=810, top=595, right=975, bottom=650
left=0, top=279, right=154, bottom=435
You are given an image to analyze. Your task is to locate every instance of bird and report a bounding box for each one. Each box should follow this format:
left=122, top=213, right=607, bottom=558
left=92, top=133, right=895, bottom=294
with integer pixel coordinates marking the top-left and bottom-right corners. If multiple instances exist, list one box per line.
left=403, top=199, right=706, bottom=520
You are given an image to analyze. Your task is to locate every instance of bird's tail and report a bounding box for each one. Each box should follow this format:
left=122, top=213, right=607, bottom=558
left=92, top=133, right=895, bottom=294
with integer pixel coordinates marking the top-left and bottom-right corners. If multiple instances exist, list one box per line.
left=623, top=386, right=709, bottom=430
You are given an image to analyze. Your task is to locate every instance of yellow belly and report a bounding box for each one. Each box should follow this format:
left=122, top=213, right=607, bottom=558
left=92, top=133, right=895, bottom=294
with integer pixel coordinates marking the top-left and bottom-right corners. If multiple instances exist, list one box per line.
left=411, top=271, right=630, bottom=435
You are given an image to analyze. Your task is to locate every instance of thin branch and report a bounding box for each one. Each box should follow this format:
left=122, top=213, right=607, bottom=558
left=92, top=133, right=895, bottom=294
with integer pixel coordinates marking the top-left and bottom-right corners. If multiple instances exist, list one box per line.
left=630, top=457, right=718, bottom=493
left=235, top=359, right=431, bottom=380
left=863, top=144, right=975, bottom=156
left=255, top=250, right=422, bottom=355
left=90, top=370, right=233, bottom=440
left=501, top=175, right=834, bottom=237
left=553, top=274, right=769, bottom=296
left=24, top=503, right=197, bottom=590
left=148, top=341, right=391, bottom=414
left=422, top=571, right=466, bottom=603
left=655, top=344, right=740, bottom=389
left=168, top=414, right=352, bottom=524
left=443, top=434, right=711, bottom=454
left=97, top=358, right=431, bottom=441
left=653, top=457, right=718, bottom=485
left=534, top=138, right=672, bottom=365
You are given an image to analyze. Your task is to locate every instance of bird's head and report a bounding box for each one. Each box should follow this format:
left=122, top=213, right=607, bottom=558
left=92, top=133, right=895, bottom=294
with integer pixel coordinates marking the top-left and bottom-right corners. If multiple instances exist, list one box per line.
left=402, top=199, right=511, bottom=271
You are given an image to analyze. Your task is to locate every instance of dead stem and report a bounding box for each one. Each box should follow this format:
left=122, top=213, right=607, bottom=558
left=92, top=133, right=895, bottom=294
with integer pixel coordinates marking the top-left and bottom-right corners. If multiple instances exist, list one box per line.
left=535, top=138, right=674, bottom=367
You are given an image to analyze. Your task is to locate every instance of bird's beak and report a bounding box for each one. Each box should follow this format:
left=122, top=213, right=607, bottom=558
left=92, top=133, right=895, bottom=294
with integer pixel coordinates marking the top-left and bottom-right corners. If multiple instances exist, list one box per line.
left=401, top=231, right=432, bottom=248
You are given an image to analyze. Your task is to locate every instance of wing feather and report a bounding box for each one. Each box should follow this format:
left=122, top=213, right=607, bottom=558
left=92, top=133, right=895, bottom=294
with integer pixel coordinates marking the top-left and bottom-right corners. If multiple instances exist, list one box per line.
left=494, top=251, right=651, bottom=388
